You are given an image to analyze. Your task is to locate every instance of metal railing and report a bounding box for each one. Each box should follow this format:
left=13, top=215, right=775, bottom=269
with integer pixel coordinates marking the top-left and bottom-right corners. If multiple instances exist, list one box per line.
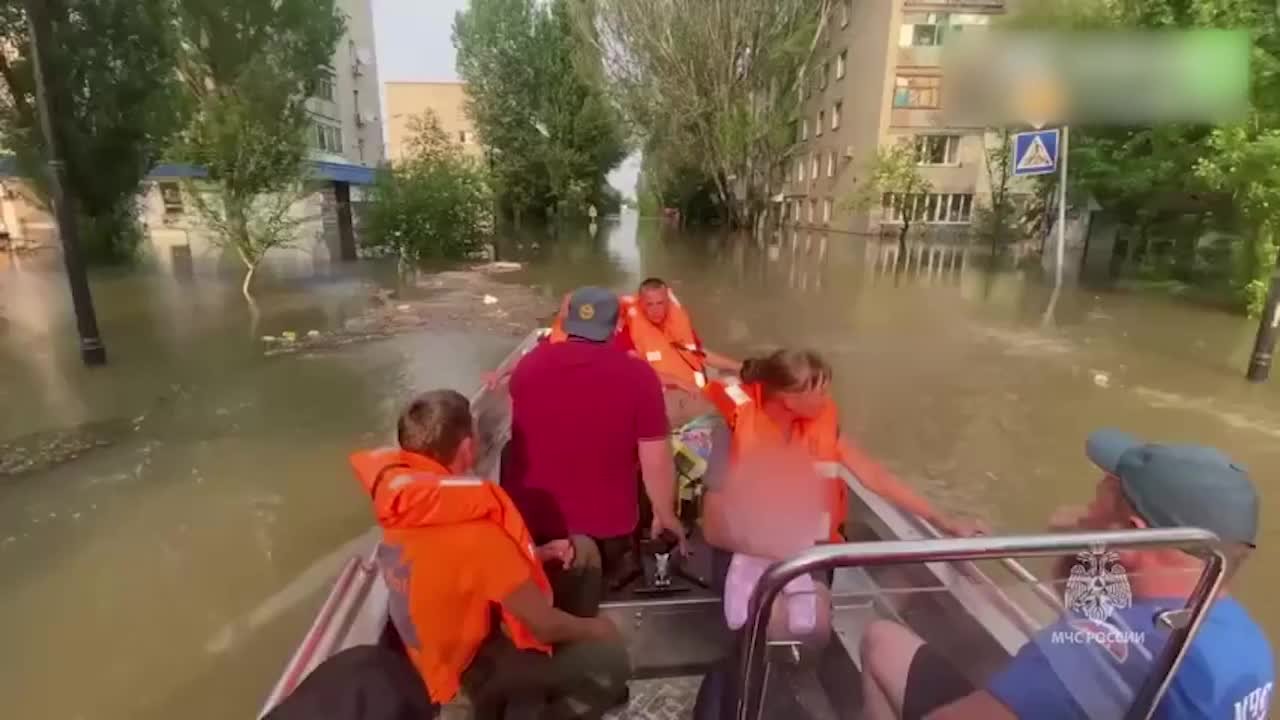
left=735, top=528, right=1226, bottom=720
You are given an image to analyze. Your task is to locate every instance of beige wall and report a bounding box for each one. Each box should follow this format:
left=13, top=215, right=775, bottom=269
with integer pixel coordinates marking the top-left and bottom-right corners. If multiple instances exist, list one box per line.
left=785, top=0, right=1008, bottom=235
left=384, top=82, right=483, bottom=162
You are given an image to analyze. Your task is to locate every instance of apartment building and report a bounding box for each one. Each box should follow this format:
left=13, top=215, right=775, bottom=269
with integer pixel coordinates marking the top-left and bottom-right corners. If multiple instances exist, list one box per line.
left=784, top=0, right=1006, bottom=235
left=1, top=0, right=385, bottom=265
left=384, top=82, right=483, bottom=163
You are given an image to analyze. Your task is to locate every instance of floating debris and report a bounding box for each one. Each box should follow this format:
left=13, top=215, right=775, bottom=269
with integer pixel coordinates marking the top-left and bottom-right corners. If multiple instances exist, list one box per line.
left=483, top=294, right=499, bottom=305
left=261, top=335, right=277, bottom=343
left=307, top=329, right=321, bottom=338
left=1092, top=370, right=1111, bottom=388
left=281, top=331, right=298, bottom=343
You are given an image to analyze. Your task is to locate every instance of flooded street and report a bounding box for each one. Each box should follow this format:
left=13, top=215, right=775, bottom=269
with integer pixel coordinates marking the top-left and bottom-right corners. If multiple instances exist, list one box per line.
left=3, top=214, right=1279, bottom=719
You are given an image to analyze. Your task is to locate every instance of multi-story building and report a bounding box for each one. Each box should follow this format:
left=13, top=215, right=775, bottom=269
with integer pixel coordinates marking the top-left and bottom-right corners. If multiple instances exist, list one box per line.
left=1, top=0, right=385, bottom=266
left=384, top=81, right=483, bottom=163
left=784, top=0, right=1007, bottom=235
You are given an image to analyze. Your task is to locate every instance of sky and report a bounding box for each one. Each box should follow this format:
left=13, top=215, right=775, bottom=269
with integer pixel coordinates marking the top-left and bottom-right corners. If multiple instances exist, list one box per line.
left=371, top=0, right=641, bottom=195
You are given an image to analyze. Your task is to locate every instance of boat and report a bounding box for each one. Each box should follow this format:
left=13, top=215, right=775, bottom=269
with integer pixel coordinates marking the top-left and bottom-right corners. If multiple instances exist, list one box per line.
left=257, top=329, right=1227, bottom=720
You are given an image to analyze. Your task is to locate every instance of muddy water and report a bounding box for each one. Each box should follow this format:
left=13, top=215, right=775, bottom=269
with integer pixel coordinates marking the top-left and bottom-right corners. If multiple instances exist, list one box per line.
left=2, top=214, right=1278, bottom=718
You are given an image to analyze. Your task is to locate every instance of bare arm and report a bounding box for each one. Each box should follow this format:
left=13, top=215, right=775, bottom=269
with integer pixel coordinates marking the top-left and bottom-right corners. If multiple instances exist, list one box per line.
left=926, top=691, right=1017, bottom=720
left=838, top=439, right=942, bottom=524
left=639, top=437, right=681, bottom=530
left=701, top=348, right=741, bottom=373
left=501, top=581, right=618, bottom=646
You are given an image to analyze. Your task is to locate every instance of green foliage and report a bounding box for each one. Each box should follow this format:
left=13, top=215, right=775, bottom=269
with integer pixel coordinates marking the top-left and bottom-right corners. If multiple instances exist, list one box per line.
left=1007, top=0, right=1280, bottom=315
left=170, top=0, right=344, bottom=292
left=0, top=0, right=185, bottom=264
left=454, top=0, right=625, bottom=224
left=592, top=0, right=830, bottom=228
left=366, top=111, right=494, bottom=265
left=848, top=142, right=933, bottom=252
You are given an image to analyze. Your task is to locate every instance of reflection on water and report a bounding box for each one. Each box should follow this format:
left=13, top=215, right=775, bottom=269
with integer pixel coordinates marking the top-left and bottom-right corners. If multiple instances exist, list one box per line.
left=2, top=218, right=1279, bottom=718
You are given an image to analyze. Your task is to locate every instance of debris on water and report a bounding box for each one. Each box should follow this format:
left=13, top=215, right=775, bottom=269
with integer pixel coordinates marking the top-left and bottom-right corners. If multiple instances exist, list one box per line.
left=396, top=304, right=411, bottom=311
left=215, top=408, right=230, bottom=416
left=483, top=294, right=499, bottom=305
left=1092, top=370, right=1111, bottom=388
left=261, top=335, right=277, bottom=343
left=307, top=329, right=321, bottom=338
left=281, top=331, right=298, bottom=343
left=476, top=261, right=523, bottom=273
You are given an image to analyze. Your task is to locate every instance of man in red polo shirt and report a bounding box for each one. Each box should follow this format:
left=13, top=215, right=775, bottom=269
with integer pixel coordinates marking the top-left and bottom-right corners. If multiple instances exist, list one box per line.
left=501, top=286, right=686, bottom=612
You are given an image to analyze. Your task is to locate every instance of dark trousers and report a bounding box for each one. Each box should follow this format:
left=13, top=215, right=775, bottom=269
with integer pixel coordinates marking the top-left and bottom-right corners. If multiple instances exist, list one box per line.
left=463, top=535, right=631, bottom=720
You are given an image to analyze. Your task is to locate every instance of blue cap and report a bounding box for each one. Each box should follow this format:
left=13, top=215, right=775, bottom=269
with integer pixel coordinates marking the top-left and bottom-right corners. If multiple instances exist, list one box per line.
left=562, top=286, right=619, bottom=342
left=1086, top=429, right=1259, bottom=547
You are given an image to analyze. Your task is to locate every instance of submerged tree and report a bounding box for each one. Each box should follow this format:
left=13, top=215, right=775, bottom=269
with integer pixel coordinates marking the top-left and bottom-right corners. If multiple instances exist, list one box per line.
left=847, top=142, right=933, bottom=259
left=0, top=0, right=184, bottom=263
left=591, top=0, right=831, bottom=230
left=170, top=0, right=344, bottom=300
left=366, top=111, right=494, bottom=269
left=454, top=0, right=625, bottom=224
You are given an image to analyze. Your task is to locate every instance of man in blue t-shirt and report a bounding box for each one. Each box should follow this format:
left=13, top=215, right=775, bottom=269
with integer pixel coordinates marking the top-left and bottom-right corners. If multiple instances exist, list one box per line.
left=858, top=430, right=1274, bottom=720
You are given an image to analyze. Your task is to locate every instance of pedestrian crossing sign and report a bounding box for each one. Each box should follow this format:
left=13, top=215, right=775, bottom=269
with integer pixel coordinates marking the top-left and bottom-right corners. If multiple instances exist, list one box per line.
left=1013, top=129, right=1060, bottom=176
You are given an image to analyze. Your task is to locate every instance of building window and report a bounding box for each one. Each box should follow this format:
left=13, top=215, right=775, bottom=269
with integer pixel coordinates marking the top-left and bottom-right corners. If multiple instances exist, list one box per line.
left=160, top=182, right=183, bottom=215
left=840, top=0, right=850, bottom=28
left=823, top=198, right=833, bottom=223
left=893, top=75, right=941, bottom=109
left=899, top=12, right=990, bottom=48
left=836, top=50, right=847, bottom=80
left=797, top=158, right=805, bottom=183
left=915, top=135, right=960, bottom=165
left=314, top=72, right=336, bottom=102
left=459, top=130, right=475, bottom=144
left=314, top=121, right=343, bottom=153
left=809, top=199, right=817, bottom=223
left=832, top=101, right=842, bottom=130
left=810, top=154, right=819, bottom=180
left=881, top=192, right=974, bottom=224
left=817, top=110, right=825, bottom=136
left=827, top=151, right=836, bottom=178
left=802, top=118, right=809, bottom=141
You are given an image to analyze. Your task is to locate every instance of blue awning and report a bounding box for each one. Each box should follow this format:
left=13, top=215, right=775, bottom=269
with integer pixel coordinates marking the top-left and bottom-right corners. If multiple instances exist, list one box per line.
left=0, top=155, right=378, bottom=185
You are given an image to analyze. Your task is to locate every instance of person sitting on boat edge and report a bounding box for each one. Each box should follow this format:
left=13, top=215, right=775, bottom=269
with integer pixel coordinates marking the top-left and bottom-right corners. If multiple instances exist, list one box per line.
left=858, top=430, right=1274, bottom=720
left=501, top=286, right=687, bottom=594
left=616, top=277, right=740, bottom=396
left=700, top=348, right=985, bottom=551
left=351, top=390, right=630, bottom=719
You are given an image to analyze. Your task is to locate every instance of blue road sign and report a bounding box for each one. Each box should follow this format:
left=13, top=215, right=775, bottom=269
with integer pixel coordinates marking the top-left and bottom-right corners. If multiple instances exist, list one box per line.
left=1013, top=129, right=1060, bottom=177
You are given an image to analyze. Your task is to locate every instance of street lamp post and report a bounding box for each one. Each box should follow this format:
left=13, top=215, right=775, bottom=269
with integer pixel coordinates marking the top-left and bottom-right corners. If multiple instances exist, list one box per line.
left=24, top=0, right=106, bottom=365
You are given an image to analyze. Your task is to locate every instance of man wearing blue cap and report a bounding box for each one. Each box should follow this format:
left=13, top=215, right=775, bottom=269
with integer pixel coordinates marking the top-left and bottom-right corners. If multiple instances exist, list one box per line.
left=858, top=430, right=1274, bottom=720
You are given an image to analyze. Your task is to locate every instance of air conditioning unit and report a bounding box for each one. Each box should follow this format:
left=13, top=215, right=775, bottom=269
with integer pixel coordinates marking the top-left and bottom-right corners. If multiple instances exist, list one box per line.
left=843, top=145, right=855, bottom=159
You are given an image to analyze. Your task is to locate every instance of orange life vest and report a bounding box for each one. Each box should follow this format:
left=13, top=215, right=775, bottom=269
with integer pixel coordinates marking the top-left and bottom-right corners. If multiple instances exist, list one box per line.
left=350, top=448, right=553, bottom=701
left=622, top=291, right=708, bottom=389
left=705, top=380, right=847, bottom=541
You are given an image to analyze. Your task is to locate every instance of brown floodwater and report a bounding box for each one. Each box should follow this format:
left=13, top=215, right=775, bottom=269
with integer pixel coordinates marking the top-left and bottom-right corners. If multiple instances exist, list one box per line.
left=1, top=213, right=1277, bottom=719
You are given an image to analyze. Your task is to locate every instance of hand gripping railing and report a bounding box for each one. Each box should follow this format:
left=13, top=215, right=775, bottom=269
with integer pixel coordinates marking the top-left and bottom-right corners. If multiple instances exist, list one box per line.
left=735, top=528, right=1226, bottom=720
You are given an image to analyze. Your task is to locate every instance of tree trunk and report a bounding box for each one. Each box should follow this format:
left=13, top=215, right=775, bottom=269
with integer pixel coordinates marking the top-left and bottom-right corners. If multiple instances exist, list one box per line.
left=898, top=221, right=910, bottom=267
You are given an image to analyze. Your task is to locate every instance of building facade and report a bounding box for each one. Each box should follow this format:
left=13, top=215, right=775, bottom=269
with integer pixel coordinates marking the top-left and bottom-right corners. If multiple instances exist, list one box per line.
left=2, top=0, right=384, bottom=268
left=384, top=82, right=483, bottom=163
left=784, top=0, right=1008, bottom=236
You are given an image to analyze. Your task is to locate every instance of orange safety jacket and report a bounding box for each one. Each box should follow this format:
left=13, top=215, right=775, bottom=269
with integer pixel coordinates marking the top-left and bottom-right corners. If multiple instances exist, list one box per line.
left=350, top=448, right=552, bottom=701
left=622, top=292, right=708, bottom=389
left=704, top=380, right=848, bottom=541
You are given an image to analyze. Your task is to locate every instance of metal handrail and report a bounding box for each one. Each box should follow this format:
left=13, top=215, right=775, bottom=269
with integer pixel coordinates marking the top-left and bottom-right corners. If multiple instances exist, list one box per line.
left=735, top=528, right=1225, bottom=720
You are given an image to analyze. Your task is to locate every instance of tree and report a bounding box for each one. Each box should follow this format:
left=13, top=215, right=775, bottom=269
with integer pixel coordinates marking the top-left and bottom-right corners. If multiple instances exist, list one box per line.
left=0, top=0, right=184, bottom=263
left=846, top=142, right=933, bottom=259
left=589, top=0, right=830, bottom=230
left=974, top=130, right=1019, bottom=255
left=170, top=0, right=344, bottom=300
left=454, top=0, right=625, bottom=224
left=365, top=111, right=494, bottom=269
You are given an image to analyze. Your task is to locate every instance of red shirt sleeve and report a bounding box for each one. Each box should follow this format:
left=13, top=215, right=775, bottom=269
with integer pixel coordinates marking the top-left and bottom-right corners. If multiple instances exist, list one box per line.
left=633, top=361, right=669, bottom=441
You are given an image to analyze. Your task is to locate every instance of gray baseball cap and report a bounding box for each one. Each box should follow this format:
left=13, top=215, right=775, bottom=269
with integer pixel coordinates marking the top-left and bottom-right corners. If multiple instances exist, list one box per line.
left=562, top=286, right=619, bottom=342
left=1086, top=429, right=1259, bottom=547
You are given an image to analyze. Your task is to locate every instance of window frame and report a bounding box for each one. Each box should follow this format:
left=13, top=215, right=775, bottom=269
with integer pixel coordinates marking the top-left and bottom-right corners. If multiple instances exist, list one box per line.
left=892, top=75, right=942, bottom=109
left=914, top=134, right=960, bottom=166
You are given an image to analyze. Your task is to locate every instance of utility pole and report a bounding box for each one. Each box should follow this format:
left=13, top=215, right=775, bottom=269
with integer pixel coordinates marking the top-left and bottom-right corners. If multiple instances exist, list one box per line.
left=1246, top=262, right=1280, bottom=382
left=24, top=0, right=107, bottom=366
